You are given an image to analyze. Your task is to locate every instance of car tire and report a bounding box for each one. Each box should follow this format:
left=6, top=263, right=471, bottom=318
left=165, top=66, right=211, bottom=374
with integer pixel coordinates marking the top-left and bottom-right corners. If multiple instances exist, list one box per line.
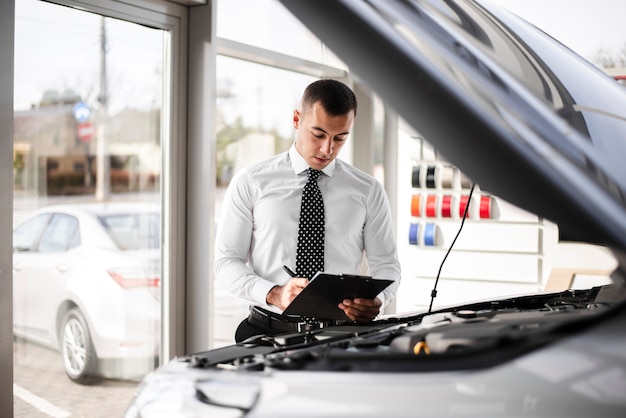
left=60, top=308, right=98, bottom=384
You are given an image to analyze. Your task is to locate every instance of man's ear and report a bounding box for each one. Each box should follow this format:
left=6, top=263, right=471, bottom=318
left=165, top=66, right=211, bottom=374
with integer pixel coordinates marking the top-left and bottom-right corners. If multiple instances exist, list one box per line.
left=293, top=109, right=300, bottom=129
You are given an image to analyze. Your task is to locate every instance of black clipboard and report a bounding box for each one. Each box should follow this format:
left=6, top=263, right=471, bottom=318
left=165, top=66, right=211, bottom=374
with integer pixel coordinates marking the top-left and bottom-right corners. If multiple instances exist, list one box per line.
left=282, top=272, right=393, bottom=320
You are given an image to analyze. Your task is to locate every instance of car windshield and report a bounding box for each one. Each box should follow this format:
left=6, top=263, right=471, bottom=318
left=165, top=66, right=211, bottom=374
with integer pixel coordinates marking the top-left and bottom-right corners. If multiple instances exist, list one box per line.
left=98, top=213, right=160, bottom=251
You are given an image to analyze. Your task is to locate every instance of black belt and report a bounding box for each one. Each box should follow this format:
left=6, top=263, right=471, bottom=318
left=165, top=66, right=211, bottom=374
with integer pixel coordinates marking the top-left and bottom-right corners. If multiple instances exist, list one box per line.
left=248, top=306, right=343, bottom=334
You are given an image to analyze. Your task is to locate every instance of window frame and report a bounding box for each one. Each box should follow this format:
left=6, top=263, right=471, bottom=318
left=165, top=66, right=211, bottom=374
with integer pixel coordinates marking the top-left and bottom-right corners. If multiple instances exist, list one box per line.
left=2, top=1, right=192, bottom=416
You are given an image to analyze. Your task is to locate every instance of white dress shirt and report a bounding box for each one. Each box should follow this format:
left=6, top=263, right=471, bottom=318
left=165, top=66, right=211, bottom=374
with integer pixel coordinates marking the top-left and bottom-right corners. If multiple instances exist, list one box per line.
left=214, top=144, right=401, bottom=313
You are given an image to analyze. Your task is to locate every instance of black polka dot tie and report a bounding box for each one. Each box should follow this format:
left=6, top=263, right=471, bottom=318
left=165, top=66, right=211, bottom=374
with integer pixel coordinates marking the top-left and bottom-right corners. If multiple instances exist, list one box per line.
left=296, top=168, right=325, bottom=279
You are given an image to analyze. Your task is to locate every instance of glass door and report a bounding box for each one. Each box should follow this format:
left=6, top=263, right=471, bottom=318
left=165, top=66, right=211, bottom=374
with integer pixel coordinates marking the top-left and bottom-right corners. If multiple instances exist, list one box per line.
left=13, top=1, right=165, bottom=415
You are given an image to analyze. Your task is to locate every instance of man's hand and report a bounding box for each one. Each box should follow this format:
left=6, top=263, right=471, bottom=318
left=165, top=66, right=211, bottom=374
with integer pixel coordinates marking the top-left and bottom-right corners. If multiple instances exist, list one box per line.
left=338, top=297, right=382, bottom=322
left=266, top=277, right=309, bottom=310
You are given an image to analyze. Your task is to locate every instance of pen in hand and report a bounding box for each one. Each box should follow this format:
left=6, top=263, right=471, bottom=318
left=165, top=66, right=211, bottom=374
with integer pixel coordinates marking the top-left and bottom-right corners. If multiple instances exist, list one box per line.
left=283, top=265, right=297, bottom=278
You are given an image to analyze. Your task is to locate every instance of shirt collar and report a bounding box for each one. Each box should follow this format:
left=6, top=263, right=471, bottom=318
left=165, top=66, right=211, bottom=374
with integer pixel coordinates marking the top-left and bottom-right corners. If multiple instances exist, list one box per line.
left=288, top=143, right=336, bottom=177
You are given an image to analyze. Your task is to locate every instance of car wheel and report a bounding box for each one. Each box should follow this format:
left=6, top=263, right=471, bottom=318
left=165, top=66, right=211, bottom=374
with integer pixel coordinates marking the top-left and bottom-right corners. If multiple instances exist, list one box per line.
left=61, top=308, right=98, bottom=384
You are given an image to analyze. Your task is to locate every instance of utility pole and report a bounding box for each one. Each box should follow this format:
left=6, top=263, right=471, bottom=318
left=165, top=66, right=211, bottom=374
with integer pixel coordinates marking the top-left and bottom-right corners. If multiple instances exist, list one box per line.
left=96, top=16, right=110, bottom=201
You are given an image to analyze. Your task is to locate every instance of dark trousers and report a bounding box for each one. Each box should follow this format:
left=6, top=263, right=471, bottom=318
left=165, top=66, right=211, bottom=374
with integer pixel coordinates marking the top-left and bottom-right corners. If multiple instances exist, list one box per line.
left=235, top=316, right=282, bottom=343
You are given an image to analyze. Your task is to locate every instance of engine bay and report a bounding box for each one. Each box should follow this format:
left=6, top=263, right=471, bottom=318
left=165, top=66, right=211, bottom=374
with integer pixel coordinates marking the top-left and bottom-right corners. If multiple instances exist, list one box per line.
left=187, top=285, right=625, bottom=373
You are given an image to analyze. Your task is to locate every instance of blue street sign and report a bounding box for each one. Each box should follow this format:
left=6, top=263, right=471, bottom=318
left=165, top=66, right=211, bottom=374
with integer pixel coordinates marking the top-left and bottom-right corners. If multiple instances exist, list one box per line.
left=73, top=101, right=91, bottom=123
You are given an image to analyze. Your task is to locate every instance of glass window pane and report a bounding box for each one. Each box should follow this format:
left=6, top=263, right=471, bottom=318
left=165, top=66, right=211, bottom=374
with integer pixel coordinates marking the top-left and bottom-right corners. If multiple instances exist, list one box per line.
left=13, top=1, right=165, bottom=415
left=13, top=214, right=49, bottom=251
left=216, top=0, right=347, bottom=69
left=37, top=214, right=78, bottom=252
left=100, top=212, right=161, bottom=250
left=215, top=56, right=317, bottom=187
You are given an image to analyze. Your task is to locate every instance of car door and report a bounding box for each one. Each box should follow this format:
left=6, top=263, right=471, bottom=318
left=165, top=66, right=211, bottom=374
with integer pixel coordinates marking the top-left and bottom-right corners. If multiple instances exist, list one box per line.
left=13, top=213, right=50, bottom=332
left=13, top=212, right=80, bottom=344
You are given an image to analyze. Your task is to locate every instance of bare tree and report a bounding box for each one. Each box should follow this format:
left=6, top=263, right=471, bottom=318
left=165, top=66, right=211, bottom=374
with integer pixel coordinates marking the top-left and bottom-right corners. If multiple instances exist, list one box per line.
left=591, top=43, right=626, bottom=68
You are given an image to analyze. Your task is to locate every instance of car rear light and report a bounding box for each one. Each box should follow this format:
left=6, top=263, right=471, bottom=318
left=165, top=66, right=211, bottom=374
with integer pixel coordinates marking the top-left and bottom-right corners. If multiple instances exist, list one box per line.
left=108, top=267, right=160, bottom=289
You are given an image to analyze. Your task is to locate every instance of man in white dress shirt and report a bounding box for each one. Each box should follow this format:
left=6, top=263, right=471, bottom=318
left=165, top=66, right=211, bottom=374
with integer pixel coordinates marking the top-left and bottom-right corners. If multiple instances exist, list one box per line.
left=214, top=79, right=401, bottom=342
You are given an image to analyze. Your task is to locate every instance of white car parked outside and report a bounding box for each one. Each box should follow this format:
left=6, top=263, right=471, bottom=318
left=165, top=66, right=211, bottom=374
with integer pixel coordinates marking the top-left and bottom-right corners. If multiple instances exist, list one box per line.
left=13, top=202, right=161, bottom=384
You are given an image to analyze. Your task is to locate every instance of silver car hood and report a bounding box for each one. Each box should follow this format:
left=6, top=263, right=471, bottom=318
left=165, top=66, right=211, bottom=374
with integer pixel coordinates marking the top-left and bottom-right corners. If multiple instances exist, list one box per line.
left=278, top=0, right=626, bottom=251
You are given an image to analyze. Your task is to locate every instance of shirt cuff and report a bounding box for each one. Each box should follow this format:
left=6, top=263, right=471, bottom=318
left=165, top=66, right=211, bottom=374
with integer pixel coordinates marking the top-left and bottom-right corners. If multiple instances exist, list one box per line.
left=377, top=292, right=387, bottom=309
left=251, top=279, right=279, bottom=310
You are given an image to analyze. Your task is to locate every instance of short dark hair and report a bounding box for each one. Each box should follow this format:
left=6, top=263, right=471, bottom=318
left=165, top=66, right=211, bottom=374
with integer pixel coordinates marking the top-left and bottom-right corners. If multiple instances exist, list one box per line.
left=300, top=79, right=357, bottom=117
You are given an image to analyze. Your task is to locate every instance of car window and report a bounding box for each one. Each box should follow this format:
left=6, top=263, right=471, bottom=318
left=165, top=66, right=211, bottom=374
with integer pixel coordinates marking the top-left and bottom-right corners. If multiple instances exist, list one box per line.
left=38, top=213, right=80, bottom=253
left=99, top=213, right=160, bottom=250
left=13, top=213, right=50, bottom=251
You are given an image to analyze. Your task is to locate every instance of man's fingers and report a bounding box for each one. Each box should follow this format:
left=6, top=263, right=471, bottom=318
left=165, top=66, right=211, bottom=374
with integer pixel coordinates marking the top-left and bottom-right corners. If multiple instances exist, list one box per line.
left=281, top=278, right=309, bottom=305
left=286, top=277, right=308, bottom=293
left=338, top=298, right=380, bottom=322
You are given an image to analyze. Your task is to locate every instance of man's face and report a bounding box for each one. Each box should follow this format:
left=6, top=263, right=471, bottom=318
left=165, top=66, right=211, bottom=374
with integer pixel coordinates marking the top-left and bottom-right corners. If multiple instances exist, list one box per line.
left=293, top=101, right=354, bottom=171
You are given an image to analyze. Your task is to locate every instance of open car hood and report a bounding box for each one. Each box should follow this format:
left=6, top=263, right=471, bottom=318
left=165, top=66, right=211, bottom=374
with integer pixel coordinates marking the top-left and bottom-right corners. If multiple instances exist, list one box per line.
left=278, top=0, right=626, bottom=250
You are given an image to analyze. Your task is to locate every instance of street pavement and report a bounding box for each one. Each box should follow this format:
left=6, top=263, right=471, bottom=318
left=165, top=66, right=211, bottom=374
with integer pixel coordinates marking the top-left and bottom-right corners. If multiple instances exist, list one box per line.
left=13, top=336, right=139, bottom=417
